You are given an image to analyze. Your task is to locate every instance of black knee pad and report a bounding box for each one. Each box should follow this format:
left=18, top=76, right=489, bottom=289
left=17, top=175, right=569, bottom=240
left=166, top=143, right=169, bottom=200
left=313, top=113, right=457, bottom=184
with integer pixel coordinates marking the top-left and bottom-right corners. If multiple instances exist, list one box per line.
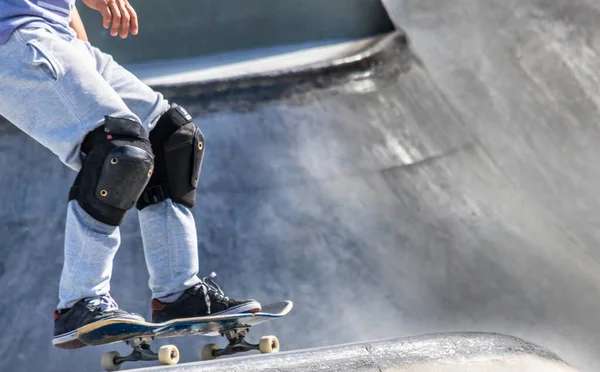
left=69, top=117, right=154, bottom=226
left=136, top=104, right=204, bottom=210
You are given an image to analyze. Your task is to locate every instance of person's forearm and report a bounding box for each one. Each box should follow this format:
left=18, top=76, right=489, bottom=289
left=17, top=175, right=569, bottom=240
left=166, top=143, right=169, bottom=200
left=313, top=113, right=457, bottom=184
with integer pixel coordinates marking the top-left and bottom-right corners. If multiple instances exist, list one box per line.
left=70, top=7, right=89, bottom=42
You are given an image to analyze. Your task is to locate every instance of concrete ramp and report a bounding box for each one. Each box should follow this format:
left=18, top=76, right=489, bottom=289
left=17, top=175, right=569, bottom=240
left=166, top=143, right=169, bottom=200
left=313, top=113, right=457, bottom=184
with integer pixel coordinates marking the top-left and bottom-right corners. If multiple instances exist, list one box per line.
left=134, top=333, right=577, bottom=372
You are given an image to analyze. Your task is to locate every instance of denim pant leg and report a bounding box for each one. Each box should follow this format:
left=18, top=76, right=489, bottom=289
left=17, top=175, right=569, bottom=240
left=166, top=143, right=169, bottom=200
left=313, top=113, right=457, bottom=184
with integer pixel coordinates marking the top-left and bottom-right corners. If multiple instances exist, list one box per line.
left=85, top=44, right=202, bottom=299
left=0, top=27, right=144, bottom=309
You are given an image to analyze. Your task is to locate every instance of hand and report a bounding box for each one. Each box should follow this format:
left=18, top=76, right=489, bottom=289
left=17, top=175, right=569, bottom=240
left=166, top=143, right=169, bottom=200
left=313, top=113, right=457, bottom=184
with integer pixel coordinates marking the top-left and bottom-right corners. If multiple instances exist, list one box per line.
left=81, top=0, right=138, bottom=39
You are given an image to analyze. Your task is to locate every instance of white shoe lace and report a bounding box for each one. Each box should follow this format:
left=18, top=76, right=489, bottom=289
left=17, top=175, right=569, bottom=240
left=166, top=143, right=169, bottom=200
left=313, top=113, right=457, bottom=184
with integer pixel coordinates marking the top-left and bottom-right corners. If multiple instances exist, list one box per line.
left=195, top=272, right=230, bottom=315
left=86, top=294, right=119, bottom=312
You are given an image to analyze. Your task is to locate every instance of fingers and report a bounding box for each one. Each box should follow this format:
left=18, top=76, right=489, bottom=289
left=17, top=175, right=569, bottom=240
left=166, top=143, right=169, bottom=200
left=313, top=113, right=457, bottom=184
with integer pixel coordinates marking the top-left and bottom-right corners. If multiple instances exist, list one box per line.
left=126, top=3, right=138, bottom=36
left=101, top=6, right=112, bottom=29
left=107, top=0, right=138, bottom=38
left=117, top=1, right=130, bottom=38
left=108, top=1, right=121, bottom=37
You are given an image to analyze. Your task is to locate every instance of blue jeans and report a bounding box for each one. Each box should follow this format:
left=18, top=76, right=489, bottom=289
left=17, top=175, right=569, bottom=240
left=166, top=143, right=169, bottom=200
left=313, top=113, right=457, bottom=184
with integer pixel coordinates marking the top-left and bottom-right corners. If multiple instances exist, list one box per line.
left=0, top=26, right=201, bottom=309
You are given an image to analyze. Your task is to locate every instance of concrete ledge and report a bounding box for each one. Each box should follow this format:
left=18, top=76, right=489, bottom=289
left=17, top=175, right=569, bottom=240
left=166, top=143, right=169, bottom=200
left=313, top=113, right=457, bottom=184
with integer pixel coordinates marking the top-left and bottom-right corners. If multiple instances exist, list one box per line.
left=133, top=36, right=381, bottom=87
left=132, top=333, right=577, bottom=372
left=152, top=30, right=410, bottom=99
left=78, top=0, right=395, bottom=64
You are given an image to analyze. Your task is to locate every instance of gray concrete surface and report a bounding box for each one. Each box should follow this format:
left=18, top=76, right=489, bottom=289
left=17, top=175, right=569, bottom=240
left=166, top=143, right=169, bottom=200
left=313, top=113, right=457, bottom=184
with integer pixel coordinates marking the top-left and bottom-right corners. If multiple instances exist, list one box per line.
left=1, top=0, right=600, bottom=371
left=77, top=0, right=395, bottom=64
left=134, top=333, right=577, bottom=372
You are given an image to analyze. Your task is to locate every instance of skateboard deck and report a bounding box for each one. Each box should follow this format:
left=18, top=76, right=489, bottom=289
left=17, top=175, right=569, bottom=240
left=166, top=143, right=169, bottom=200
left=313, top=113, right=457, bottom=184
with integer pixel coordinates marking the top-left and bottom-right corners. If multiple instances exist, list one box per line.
left=77, top=301, right=292, bottom=371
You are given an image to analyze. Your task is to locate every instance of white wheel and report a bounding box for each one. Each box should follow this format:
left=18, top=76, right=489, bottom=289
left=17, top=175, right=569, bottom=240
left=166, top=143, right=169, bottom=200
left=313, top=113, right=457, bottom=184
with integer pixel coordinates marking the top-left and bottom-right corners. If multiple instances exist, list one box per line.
left=158, top=345, right=180, bottom=366
left=101, top=351, right=121, bottom=371
left=201, top=343, right=219, bottom=361
left=259, top=335, right=280, bottom=354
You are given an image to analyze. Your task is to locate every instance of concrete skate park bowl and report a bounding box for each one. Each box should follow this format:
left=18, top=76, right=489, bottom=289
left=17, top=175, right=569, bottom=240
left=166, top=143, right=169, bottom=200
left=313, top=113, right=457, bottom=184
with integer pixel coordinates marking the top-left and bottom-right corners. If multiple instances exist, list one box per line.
left=3, top=0, right=600, bottom=371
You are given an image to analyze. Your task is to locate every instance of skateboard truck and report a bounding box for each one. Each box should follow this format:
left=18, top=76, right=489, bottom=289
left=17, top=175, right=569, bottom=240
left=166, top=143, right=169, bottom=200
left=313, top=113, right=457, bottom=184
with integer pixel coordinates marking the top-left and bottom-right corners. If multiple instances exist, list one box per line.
left=201, top=327, right=280, bottom=360
left=102, top=337, right=180, bottom=371
left=218, top=328, right=259, bottom=356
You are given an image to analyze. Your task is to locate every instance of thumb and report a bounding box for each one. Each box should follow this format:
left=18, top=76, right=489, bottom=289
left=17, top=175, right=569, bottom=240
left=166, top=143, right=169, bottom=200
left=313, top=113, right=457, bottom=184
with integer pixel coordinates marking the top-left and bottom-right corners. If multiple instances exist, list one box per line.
left=101, top=8, right=112, bottom=29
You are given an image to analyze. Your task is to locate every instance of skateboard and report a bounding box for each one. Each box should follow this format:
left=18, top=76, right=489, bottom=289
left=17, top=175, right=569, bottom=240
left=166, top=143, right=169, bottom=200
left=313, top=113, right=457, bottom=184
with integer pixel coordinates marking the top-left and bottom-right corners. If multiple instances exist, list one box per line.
left=77, top=301, right=293, bottom=371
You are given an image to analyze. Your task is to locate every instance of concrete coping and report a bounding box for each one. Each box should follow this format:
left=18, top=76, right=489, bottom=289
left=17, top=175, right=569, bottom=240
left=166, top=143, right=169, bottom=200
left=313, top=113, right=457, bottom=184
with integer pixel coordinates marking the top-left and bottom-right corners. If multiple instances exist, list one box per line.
left=132, top=332, right=578, bottom=372
left=149, top=31, right=409, bottom=99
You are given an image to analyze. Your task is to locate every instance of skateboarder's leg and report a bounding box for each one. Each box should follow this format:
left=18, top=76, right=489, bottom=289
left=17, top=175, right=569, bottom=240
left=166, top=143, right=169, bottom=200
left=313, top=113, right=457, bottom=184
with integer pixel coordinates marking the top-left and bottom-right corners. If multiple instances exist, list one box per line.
left=85, top=44, right=203, bottom=298
left=138, top=199, right=202, bottom=297
left=0, top=27, right=145, bottom=310
left=87, top=45, right=262, bottom=320
left=83, top=43, right=169, bottom=134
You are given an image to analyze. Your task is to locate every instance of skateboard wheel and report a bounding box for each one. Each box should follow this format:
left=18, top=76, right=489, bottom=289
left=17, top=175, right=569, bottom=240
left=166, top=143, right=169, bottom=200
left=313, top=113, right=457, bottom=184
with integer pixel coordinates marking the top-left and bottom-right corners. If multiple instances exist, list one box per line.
left=158, top=345, right=180, bottom=365
left=101, top=351, right=121, bottom=371
left=259, top=335, right=280, bottom=354
left=201, top=343, right=219, bottom=361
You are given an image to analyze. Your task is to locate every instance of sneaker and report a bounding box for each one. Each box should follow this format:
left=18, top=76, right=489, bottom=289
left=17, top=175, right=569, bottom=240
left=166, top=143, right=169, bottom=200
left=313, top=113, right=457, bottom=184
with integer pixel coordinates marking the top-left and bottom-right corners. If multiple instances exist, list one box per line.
left=152, top=272, right=261, bottom=323
left=53, top=294, right=144, bottom=349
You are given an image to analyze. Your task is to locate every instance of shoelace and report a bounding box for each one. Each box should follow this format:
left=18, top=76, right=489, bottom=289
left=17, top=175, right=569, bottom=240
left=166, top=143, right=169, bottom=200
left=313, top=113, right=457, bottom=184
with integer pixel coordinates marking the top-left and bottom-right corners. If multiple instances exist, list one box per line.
left=86, top=294, right=119, bottom=312
left=194, top=272, right=230, bottom=315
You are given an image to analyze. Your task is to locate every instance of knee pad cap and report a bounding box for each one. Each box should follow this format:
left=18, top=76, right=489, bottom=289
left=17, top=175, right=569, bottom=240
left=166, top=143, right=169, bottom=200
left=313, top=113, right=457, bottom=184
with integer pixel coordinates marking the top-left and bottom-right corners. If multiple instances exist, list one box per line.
left=70, top=117, right=154, bottom=226
left=137, top=104, right=204, bottom=210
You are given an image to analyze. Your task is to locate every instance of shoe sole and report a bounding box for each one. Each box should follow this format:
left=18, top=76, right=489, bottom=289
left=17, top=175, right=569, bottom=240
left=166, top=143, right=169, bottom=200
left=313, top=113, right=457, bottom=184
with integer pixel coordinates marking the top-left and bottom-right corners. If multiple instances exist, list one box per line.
left=53, top=314, right=145, bottom=349
left=53, top=329, right=86, bottom=349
